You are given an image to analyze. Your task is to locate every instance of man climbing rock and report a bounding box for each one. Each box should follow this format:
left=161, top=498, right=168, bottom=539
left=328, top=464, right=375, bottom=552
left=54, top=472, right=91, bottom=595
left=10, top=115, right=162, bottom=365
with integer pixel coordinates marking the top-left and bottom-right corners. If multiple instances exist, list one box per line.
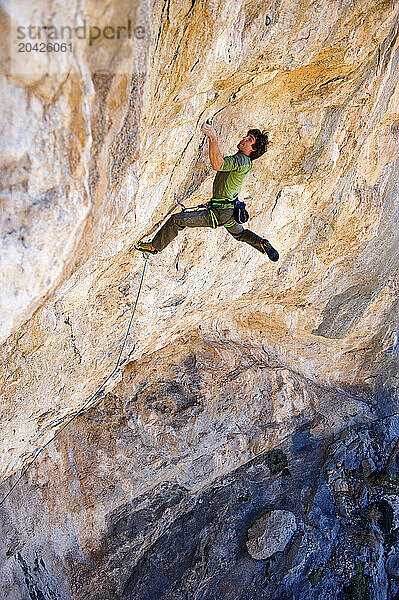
left=135, top=122, right=279, bottom=261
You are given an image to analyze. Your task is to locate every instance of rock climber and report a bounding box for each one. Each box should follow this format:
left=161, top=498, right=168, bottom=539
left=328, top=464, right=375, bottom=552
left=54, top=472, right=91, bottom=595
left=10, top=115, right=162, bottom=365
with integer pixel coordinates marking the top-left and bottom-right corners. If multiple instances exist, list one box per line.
left=135, top=122, right=279, bottom=261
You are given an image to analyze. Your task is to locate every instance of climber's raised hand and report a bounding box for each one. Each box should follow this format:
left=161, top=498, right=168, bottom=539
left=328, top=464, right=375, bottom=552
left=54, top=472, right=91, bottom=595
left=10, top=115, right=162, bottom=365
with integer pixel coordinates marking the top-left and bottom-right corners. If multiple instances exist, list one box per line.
left=201, top=121, right=217, bottom=140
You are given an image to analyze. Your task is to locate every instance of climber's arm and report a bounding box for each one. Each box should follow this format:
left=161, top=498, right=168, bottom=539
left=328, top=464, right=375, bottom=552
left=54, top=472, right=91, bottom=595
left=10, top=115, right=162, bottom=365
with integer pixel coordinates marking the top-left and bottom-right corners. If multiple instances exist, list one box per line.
left=201, top=122, right=223, bottom=170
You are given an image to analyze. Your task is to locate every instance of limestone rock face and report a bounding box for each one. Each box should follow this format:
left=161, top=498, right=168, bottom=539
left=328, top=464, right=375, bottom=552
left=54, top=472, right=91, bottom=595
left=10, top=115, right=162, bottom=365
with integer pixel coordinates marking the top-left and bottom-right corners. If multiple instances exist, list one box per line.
left=0, top=0, right=399, bottom=598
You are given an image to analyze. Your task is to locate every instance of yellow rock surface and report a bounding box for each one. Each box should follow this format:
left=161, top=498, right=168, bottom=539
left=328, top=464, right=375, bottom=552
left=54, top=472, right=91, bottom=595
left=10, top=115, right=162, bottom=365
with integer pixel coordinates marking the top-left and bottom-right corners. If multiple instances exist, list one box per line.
left=0, top=0, right=398, bottom=502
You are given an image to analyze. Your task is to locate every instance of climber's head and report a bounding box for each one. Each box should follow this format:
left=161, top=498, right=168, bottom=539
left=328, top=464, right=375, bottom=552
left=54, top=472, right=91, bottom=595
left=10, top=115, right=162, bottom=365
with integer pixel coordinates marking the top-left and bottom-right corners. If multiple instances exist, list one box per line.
left=237, top=129, right=269, bottom=160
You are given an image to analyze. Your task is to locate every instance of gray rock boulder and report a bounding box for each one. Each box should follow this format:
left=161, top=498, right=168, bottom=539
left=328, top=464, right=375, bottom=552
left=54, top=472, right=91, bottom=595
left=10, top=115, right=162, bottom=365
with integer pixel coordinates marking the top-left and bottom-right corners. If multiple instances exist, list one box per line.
left=247, top=509, right=297, bottom=559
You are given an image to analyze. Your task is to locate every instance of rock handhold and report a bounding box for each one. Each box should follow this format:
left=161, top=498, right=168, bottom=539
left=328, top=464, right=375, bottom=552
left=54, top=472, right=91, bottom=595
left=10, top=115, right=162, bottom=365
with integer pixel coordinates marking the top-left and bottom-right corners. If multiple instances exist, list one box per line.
left=246, top=509, right=297, bottom=559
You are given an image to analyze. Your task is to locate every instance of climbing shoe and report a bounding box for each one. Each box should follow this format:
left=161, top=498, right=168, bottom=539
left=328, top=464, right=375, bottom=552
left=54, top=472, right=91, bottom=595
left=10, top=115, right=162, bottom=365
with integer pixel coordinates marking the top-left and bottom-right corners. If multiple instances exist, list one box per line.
left=260, top=238, right=279, bottom=262
left=134, top=241, right=158, bottom=254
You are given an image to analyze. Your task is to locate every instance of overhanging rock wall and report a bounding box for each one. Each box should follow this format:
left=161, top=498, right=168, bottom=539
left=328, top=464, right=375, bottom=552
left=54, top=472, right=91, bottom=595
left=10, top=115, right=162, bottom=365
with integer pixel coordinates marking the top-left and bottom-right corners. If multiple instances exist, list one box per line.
left=1, top=0, right=399, bottom=598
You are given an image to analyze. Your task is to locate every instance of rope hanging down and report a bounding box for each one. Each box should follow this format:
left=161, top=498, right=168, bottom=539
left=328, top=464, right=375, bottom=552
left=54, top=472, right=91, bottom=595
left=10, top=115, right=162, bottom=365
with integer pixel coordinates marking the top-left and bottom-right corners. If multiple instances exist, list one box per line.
left=0, top=254, right=150, bottom=508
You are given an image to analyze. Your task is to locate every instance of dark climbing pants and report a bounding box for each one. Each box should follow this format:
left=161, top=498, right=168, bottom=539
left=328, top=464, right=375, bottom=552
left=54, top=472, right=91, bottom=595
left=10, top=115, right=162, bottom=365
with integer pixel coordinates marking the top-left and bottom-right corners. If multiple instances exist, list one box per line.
left=152, top=207, right=265, bottom=253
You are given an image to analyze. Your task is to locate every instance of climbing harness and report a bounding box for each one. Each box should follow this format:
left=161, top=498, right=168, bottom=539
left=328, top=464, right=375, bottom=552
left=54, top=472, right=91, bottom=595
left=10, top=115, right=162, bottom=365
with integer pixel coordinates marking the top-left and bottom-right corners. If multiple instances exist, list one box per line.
left=175, top=198, right=217, bottom=229
left=176, top=197, right=244, bottom=230
left=0, top=254, right=150, bottom=508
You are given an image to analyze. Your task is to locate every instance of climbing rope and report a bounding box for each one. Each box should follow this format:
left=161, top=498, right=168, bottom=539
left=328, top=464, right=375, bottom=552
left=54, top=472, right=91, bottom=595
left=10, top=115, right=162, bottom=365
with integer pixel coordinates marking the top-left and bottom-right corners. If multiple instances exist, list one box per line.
left=0, top=253, right=150, bottom=508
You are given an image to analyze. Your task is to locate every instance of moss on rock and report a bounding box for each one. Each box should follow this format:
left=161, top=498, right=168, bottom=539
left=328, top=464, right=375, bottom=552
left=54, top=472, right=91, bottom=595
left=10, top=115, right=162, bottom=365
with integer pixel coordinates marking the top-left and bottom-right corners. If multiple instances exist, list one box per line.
left=344, top=561, right=369, bottom=600
left=265, top=449, right=288, bottom=475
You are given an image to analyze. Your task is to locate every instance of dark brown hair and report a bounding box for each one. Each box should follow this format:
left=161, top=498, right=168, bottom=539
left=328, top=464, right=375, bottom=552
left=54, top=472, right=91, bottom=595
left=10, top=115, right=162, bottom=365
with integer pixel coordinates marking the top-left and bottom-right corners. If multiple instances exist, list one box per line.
left=247, top=129, right=269, bottom=160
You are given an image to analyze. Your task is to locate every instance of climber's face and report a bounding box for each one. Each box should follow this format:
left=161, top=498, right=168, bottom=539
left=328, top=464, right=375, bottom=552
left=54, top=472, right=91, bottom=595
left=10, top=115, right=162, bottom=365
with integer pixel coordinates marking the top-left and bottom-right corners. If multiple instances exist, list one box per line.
left=237, top=132, right=256, bottom=156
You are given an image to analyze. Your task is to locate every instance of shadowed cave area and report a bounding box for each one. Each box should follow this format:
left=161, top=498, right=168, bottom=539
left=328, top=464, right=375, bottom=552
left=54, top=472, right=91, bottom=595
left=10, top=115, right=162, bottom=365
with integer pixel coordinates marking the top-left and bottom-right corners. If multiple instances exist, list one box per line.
left=4, top=412, right=399, bottom=600
left=2, top=349, right=399, bottom=599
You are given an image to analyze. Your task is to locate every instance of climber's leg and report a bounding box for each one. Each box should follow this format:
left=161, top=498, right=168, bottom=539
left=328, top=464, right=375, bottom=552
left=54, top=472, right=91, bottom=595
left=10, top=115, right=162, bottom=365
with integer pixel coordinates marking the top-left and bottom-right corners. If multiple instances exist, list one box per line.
left=151, top=209, right=212, bottom=252
left=225, top=222, right=279, bottom=261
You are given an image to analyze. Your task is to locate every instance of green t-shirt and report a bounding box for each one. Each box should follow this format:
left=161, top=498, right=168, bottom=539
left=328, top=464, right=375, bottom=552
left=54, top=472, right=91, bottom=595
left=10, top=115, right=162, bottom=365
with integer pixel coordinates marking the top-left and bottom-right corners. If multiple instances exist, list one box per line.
left=212, top=151, right=252, bottom=201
